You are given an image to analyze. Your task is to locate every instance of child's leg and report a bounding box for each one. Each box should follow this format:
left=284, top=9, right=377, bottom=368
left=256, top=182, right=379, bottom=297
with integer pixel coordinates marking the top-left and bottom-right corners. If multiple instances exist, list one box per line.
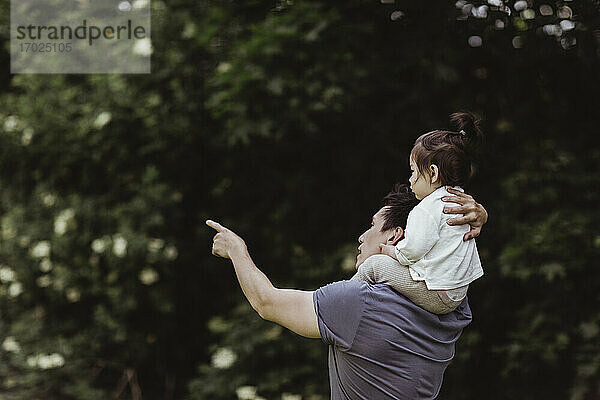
left=434, top=291, right=464, bottom=314
left=355, top=255, right=459, bottom=314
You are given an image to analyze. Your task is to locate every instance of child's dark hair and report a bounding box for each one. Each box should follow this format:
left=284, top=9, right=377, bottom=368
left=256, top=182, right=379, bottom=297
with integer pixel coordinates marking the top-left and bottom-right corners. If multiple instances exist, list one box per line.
left=380, top=183, right=420, bottom=232
left=410, top=111, right=484, bottom=188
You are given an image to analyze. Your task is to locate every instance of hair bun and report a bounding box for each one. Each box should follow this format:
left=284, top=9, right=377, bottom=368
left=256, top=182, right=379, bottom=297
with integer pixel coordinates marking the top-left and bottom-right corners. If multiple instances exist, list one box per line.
left=449, top=111, right=484, bottom=153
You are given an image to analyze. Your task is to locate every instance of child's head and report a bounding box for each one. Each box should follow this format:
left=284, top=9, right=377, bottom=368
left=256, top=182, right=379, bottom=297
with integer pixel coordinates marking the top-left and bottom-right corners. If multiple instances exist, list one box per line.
left=409, top=112, right=484, bottom=200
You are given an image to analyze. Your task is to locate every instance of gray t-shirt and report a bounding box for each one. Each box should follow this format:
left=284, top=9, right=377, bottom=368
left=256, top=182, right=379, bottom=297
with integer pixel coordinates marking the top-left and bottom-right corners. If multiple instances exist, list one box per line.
left=313, top=280, right=472, bottom=399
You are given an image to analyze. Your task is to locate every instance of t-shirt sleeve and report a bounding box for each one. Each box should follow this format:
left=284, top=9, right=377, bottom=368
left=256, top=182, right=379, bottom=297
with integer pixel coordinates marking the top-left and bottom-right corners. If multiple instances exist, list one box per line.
left=312, top=280, right=368, bottom=350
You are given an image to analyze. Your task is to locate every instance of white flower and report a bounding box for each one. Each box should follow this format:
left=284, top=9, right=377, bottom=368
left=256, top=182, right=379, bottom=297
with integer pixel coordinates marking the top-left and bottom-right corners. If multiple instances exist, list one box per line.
left=66, top=288, right=81, bottom=302
left=93, top=112, right=112, bottom=129
left=217, top=62, right=232, bottom=74
left=539, top=4, right=553, bottom=16
left=54, top=208, right=76, bottom=235
left=133, top=38, right=153, bottom=57
left=2, top=337, right=21, bottom=353
left=557, top=5, right=572, bottom=19
left=41, top=192, right=56, bottom=207
left=54, top=220, right=67, bottom=235
left=340, top=253, right=357, bottom=272
left=36, top=275, right=52, bottom=288
left=0, top=265, right=16, bottom=283
left=543, top=24, right=560, bottom=35
left=39, top=258, right=53, bottom=273
left=281, top=394, right=302, bottom=400
left=521, top=8, right=535, bottom=19
left=21, top=127, right=34, bottom=146
left=91, top=237, right=110, bottom=254
left=560, top=20, right=575, bottom=31
left=138, top=268, right=159, bottom=285
left=112, top=235, right=128, bottom=257
left=164, top=245, right=178, bottom=260
left=147, top=238, right=164, bottom=253
left=514, top=0, right=528, bottom=11
left=468, top=36, right=483, bottom=47
left=38, top=356, right=53, bottom=369
left=26, top=355, right=38, bottom=367
left=182, top=22, right=197, bottom=39
left=18, top=236, right=30, bottom=248
left=31, top=241, right=51, bottom=258
left=132, top=0, right=149, bottom=10
left=472, top=5, right=488, bottom=18
left=50, top=353, right=65, bottom=367
left=3, top=115, right=19, bottom=132
left=32, top=353, right=65, bottom=369
left=264, top=325, right=283, bottom=340
left=211, top=347, right=237, bottom=369
left=236, top=386, right=257, bottom=400
left=8, top=282, right=23, bottom=298
left=118, top=1, right=132, bottom=12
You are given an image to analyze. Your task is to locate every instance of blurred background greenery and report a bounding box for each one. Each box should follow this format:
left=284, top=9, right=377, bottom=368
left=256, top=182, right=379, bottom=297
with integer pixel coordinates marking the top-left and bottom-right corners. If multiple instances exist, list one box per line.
left=0, top=0, right=599, bottom=399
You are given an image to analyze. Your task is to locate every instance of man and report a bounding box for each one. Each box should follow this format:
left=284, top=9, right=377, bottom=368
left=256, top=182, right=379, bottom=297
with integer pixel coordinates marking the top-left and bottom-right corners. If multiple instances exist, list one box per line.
left=207, top=186, right=487, bottom=399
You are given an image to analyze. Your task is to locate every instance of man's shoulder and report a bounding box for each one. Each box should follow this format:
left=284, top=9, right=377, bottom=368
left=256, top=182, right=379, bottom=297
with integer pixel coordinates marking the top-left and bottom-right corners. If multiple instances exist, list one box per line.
left=313, top=280, right=371, bottom=348
left=316, top=279, right=368, bottom=299
left=316, top=276, right=410, bottom=308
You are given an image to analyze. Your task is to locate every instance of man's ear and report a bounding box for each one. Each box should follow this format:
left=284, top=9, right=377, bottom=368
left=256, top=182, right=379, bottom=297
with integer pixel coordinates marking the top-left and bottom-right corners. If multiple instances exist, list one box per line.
left=388, top=227, right=404, bottom=245
left=430, top=164, right=439, bottom=184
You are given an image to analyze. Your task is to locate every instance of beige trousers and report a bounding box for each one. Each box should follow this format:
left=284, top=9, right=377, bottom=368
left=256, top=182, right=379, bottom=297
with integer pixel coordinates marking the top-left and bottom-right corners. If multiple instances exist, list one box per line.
left=351, top=254, right=464, bottom=314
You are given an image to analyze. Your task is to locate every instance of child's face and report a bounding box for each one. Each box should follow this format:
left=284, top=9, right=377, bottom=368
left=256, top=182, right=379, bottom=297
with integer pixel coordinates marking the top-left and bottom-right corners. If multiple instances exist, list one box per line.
left=409, top=157, right=438, bottom=200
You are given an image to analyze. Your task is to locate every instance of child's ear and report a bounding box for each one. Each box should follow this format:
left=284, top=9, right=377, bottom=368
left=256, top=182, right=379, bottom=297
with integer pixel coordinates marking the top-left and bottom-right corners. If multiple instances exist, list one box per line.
left=389, top=227, right=404, bottom=245
left=430, top=164, right=439, bottom=184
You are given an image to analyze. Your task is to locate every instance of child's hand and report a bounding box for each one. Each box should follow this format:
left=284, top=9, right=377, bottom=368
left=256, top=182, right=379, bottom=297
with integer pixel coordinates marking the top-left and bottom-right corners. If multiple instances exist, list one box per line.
left=379, top=244, right=397, bottom=259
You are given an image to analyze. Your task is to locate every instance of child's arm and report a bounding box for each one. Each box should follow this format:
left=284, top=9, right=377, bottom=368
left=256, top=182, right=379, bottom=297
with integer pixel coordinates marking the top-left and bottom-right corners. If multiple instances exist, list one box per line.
left=394, top=207, right=439, bottom=266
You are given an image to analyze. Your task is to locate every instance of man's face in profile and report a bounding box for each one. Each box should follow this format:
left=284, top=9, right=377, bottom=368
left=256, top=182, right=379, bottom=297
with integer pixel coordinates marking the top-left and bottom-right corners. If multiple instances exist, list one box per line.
left=356, top=207, right=398, bottom=269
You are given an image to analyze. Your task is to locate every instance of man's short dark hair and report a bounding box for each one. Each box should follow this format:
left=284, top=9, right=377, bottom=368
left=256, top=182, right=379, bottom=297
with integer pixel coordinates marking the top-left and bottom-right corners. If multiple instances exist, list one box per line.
left=380, top=183, right=420, bottom=232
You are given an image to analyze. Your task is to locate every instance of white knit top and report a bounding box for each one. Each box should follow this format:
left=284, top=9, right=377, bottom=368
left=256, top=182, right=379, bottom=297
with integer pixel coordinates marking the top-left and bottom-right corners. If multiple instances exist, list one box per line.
left=394, top=186, right=484, bottom=290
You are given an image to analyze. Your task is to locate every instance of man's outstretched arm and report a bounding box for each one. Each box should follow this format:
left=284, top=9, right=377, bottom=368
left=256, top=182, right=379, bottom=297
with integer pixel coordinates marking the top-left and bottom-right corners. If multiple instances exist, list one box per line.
left=206, top=220, right=320, bottom=339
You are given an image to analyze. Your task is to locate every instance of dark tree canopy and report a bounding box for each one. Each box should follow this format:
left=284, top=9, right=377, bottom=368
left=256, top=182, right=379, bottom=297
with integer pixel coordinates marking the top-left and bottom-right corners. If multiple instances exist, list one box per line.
left=0, top=0, right=598, bottom=399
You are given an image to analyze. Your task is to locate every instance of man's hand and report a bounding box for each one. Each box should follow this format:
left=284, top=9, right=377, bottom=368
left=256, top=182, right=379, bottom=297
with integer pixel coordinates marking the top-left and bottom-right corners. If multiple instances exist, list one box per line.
left=206, top=219, right=319, bottom=338
left=379, top=244, right=397, bottom=259
left=206, top=220, right=246, bottom=259
left=442, top=188, right=488, bottom=241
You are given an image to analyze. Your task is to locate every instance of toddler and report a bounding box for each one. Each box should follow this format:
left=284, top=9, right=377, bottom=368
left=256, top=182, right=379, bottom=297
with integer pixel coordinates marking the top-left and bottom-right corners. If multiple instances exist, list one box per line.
left=352, top=112, right=484, bottom=314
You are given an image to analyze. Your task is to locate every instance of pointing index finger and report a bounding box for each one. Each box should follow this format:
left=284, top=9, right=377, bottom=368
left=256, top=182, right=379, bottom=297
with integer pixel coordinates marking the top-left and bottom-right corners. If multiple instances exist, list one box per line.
left=206, top=219, right=226, bottom=232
